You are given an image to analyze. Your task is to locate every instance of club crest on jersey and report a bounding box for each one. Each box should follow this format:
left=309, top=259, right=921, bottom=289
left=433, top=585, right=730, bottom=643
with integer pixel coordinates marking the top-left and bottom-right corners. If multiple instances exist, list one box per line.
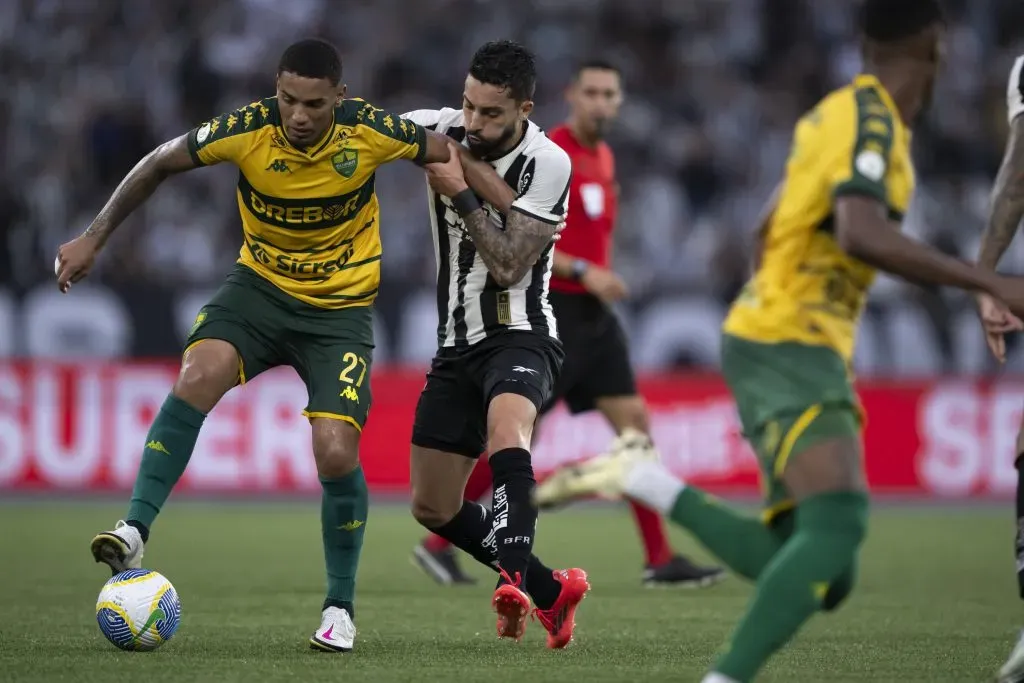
left=332, top=148, right=359, bottom=178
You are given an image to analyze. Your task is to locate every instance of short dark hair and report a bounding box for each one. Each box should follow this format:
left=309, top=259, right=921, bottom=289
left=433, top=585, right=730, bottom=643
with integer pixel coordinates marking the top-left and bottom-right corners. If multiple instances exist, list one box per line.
left=860, top=0, right=944, bottom=42
left=278, top=39, right=342, bottom=86
left=575, top=60, right=621, bottom=79
left=469, top=40, right=536, bottom=102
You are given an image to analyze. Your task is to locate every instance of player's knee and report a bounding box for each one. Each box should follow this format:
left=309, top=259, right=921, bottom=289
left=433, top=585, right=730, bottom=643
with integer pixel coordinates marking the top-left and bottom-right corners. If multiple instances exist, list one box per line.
left=311, top=419, right=361, bottom=478
left=173, top=340, right=240, bottom=412
left=410, top=494, right=457, bottom=530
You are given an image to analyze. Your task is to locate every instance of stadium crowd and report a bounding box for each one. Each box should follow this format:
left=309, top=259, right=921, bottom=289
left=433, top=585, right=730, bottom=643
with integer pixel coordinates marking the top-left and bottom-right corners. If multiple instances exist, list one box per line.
left=2, top=0, right=1024, bottom=372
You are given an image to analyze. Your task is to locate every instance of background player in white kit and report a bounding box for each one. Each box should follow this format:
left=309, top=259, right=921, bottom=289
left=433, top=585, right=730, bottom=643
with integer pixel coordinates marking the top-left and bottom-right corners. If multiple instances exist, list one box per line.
left=976, top=54, right=1024, bottom=683
left=401, top=41, right=590, bottom=648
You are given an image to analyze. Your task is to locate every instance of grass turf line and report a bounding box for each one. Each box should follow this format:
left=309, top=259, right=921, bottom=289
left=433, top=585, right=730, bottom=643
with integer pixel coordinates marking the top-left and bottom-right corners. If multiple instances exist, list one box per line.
left=0, top=503, right=1017, bottom=682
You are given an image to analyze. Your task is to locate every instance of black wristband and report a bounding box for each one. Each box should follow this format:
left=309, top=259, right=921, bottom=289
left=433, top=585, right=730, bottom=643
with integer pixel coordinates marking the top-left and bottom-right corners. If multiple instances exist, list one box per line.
left=451, top=189, right=481, bottom=218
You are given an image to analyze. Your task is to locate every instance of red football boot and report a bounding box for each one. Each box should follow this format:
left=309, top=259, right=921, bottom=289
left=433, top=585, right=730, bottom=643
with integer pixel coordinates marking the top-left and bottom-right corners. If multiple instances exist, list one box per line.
left=492, top=568, right=530, bottom=641
left=533, top=568, right=590, bottom=649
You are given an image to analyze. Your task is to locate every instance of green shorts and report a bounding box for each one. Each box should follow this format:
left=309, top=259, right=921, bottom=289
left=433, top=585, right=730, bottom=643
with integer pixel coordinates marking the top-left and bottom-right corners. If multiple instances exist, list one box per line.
left=186, top=265, right=374, bottom=430
left=720, top=334, right=862, bottom=524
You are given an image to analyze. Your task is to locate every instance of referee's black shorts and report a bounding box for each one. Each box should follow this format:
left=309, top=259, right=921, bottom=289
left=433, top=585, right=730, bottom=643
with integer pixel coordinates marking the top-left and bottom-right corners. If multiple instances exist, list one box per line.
left=541, top=290, right=637, bottom=416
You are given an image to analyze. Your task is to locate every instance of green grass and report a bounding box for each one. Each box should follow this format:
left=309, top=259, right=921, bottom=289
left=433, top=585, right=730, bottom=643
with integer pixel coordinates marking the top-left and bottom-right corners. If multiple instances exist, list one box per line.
left=0, top=502, right=1018, bottom=682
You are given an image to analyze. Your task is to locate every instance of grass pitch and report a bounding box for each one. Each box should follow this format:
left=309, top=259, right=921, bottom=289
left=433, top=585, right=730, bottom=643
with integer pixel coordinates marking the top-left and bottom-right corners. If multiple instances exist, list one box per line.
left=0, top=501, right=1017, bottom=682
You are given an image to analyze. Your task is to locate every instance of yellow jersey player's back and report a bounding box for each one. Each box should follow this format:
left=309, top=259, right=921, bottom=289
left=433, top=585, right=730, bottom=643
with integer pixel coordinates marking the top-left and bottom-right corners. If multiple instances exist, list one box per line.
left=724, top=74, right=915, bottom=363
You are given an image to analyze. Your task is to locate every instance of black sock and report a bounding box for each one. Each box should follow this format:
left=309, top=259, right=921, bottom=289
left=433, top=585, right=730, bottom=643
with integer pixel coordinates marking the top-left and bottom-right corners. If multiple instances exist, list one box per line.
left=489, top=448, right=538, bottom=584
left=429, top=500, right=561, bottom=609
left=126, top=520, right=150, bottom=544
left=1015, top=455, right=1024, bottom=600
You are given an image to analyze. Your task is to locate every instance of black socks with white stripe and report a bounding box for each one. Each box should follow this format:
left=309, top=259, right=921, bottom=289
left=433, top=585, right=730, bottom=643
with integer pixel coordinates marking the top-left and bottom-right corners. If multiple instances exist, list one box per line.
left=488, top=448, right=538, bottom=585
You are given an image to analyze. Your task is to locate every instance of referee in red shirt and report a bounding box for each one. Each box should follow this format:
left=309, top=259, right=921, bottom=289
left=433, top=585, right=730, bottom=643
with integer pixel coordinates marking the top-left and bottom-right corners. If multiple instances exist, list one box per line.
left=413, top=61, right=723, bottom=588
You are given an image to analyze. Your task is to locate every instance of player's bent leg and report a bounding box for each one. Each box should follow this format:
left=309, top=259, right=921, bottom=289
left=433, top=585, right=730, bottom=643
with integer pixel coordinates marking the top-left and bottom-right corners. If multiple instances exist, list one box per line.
left=410, top=442, right=564, bottom=642
left=486, top=392, right=590, bottom=648
left=710, top=432, right=868, bottom=683
left=91, top=339, right=240, bottom=575
left=410, top=445, right=478, bottom=530
left=309, top=417, right=364, bottom=653
left=594, top=395, right=725, bottom=588
left=415, top=457, right=490, bottom=586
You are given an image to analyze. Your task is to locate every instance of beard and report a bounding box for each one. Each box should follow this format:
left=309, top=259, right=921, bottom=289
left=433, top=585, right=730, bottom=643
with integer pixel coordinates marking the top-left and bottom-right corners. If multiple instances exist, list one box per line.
left=466, top=121, right=521, bottom=159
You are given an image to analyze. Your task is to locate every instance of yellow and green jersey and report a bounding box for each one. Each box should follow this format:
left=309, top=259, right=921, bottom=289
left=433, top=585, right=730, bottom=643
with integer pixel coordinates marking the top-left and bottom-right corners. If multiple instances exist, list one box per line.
left=187, top=97, right=426, bottom=309
left=723, top=74, right=916, bottom=364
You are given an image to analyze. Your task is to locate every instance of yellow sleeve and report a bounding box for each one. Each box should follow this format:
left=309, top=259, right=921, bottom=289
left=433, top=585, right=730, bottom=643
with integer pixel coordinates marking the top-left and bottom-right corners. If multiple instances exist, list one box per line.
left=827, top=88, right=895, bottom=204
left=353, top=101, right=428, bottom=166
left=186, top=101, right=270, bottom=166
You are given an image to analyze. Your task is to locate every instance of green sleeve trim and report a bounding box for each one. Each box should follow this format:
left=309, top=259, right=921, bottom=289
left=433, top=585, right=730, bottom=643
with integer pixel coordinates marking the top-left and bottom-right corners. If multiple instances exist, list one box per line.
left=412, top=122, right=428, bottom=164
left=839, top=86, right=895, bottom=201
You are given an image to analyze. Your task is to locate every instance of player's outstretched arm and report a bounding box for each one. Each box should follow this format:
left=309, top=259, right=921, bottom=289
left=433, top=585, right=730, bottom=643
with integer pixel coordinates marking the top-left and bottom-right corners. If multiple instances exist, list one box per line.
left=85, top=135, right=196, bottom=246
left=55, top=134, right=198, bottom=291
left=835, top=195, right=1017, bottom=304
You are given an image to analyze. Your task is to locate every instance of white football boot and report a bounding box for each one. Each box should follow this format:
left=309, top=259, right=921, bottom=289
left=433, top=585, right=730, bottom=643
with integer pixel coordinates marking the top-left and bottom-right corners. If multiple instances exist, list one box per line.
left=533, top=427, right=659, bottom=509
left=310, top=606, right=356, bottom=652
left=997, top=630, right=1024, bottom=682
left=90, top=520, right=144, bottom=575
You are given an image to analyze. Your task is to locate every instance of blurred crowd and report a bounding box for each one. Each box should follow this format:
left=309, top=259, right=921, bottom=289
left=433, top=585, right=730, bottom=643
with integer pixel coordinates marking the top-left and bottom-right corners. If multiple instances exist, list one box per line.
left=2, top=0, right=1024, bottom=371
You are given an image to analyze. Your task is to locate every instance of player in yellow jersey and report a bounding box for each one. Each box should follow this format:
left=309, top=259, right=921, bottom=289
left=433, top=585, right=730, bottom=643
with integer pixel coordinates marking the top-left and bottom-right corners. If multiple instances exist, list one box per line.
left=52, top=38, right=513, bottom=653
left=533, top=1, right=1024, bottom=680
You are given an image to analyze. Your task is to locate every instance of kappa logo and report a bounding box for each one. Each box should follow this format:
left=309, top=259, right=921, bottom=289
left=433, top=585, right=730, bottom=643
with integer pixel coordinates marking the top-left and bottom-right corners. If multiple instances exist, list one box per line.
left=341, top=386, right=360, bottom=402
left=512, top=366, right=538, bottom=376
left=266, top=159, right=291, bottom=173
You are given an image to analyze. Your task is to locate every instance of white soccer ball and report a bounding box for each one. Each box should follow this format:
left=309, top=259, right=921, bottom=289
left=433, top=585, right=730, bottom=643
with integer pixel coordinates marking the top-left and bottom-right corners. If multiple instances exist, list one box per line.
left=95, top=569, right=182, bottom=651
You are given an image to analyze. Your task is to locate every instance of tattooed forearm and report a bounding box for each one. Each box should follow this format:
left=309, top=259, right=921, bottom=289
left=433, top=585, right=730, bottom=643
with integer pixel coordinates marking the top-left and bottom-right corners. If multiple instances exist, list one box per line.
left=84, top=160, right=166, bottom=244
left=978, top=118, right=1024, bottom=270
left=83, top=135, right=195, bottom=245
left=462, top=209, right=557, bottom=288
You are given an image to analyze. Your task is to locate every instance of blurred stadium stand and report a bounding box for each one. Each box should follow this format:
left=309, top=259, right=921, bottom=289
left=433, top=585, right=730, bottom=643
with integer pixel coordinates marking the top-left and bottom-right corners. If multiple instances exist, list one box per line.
left=3, top=0, right=1024, bottom=375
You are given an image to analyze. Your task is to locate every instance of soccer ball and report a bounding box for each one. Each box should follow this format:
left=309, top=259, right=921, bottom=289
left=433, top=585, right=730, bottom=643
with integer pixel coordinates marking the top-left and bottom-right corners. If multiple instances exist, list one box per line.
left=95, top=569, right=181, bottom=651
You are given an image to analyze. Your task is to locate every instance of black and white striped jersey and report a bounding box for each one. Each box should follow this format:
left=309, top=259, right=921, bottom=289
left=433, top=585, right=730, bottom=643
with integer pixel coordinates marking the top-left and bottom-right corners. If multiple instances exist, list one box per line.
left=1008, top=56, right=1024, bottom=122
left=402, top=107, right=571, bottom=349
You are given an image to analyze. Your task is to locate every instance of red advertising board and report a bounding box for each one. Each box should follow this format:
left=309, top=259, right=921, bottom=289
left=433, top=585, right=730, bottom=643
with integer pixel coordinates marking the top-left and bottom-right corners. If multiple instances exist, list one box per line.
left=0, top=361, right=1019, bottom=498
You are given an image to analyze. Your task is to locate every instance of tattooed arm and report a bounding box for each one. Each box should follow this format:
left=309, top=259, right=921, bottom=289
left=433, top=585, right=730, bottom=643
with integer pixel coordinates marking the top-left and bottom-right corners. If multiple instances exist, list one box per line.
left=978, top=116, right=1024, bottom=270
left=426, top=140, right=570, bottom=288
left=85, top=135, right=197, bottom=245
left=54, top=134, right=199, bottom=291
left=457, top=204, right=559, bottom=287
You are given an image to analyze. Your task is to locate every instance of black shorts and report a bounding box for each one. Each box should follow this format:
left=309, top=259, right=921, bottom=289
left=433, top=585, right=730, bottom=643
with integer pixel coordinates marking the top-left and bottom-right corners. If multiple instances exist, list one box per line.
left=541, top=291, right=637, bottom=415
left=411, top=331, right=564, bottom=458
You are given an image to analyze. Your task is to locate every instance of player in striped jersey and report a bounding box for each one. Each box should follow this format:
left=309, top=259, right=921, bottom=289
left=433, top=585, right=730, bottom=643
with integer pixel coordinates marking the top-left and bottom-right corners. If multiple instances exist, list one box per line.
left=976, top=53, right=1024, bottom=683
left=403, top=41, right=590, bottom=649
